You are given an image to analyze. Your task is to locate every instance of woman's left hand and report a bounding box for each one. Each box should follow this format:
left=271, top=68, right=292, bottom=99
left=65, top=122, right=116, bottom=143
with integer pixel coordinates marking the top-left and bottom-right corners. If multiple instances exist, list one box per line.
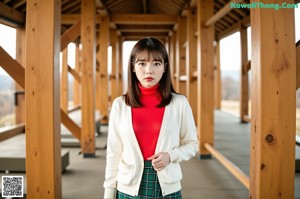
left=147, top=152, right=170, bottom=171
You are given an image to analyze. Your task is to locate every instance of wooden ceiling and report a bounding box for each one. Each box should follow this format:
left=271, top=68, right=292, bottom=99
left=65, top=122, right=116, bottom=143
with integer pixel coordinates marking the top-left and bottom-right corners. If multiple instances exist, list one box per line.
left=0, top=0, right=258, bottom=41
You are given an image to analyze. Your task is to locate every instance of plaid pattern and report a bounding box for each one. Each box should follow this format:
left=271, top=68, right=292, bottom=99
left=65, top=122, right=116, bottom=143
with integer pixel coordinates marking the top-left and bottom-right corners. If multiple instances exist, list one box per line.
left=117, top=161, right=182, bottom=199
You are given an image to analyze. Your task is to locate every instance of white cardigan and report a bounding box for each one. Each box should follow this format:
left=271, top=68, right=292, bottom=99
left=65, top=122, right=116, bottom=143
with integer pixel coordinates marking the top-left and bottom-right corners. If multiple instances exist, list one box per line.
left=103, top=93, right=199, bottom=198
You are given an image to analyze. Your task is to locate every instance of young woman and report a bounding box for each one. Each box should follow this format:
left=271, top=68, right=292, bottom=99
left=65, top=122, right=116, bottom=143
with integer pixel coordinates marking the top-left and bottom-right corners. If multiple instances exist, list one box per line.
left=103, top=37, right=198, bottom=199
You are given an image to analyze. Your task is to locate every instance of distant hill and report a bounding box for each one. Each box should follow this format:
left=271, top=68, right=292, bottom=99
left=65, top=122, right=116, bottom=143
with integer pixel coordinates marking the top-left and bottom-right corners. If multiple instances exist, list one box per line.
left=0, top=75, right=14, bottom=91
left=221, top=70, right=241, bottom=81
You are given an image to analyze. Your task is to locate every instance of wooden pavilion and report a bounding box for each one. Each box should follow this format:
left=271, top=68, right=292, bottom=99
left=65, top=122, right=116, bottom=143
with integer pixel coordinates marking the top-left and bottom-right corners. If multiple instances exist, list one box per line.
left=0, top=0, right=299, bottom=198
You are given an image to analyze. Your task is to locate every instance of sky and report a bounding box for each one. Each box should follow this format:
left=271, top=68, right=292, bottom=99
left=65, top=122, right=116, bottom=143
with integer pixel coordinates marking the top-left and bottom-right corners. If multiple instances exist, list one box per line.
left=0, top=7, right=299, bottom=75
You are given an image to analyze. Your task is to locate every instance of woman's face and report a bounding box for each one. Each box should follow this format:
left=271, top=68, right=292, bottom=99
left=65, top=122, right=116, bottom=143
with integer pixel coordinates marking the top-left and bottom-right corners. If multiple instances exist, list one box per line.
left=134, top=57, right=165, bottom=88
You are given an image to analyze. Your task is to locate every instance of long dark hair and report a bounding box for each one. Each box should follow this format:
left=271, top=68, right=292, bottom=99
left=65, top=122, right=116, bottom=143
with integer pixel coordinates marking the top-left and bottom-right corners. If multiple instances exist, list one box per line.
left=123, top=37, right=176, bottom=107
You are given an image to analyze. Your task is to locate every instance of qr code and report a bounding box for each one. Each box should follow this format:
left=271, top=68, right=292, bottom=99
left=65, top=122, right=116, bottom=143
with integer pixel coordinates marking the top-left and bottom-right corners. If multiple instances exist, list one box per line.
left=2, top=176, right=23, bottom=197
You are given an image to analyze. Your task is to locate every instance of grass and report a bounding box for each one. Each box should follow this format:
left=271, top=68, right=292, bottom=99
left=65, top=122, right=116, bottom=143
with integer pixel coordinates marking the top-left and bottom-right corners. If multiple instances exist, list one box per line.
left=0, top=113, right=15, bottom=128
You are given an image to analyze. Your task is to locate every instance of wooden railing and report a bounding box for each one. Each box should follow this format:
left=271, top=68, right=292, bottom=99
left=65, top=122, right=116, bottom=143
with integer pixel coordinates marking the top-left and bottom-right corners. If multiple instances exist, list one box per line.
left=0, top=123, right=25, bottom=141
left=204, top=142, right=250, bottom=189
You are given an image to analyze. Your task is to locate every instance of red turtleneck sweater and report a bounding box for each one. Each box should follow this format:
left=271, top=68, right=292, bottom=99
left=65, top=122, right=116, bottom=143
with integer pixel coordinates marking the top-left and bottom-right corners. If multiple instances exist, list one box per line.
left=131, top=83, right=165, bottom=160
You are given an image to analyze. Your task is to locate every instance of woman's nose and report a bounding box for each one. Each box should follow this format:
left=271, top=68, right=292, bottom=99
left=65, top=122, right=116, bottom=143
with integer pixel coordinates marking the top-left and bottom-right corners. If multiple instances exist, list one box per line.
left=145, top=63, right=153, bottom=74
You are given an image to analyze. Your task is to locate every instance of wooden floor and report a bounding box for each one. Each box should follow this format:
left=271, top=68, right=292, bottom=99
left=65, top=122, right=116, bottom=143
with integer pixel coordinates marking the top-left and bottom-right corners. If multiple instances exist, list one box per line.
left=0, top=110, right=300, bottom=199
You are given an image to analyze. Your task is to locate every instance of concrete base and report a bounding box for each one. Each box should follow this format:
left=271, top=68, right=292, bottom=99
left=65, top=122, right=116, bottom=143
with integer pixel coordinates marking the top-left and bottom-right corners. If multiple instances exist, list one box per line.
left=0, top=150, right=69, bottom=173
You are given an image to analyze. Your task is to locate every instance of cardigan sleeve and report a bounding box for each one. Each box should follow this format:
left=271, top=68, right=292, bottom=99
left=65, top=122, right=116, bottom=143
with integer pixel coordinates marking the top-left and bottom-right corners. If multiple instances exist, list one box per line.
left=168, top=96, right=199, bottom=163
left=103, top=98, right=123, bottom=199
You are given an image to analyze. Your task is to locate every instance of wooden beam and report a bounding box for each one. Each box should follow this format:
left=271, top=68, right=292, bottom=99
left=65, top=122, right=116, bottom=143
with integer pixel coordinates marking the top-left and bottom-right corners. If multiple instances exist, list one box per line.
left=0, top=46, right=25, bottom=88
left=297, top=40, right=300, bottom=89
left=111, top=14, right=177, bottom=24
left=118, top=36, right=124, bottom=96
left=0, top=44, right=81, bottom=142
left=15, top=28, right=26, bottom=124
left=216, top=16, right=250, bottom=41
left=121, top=32, right=169, bottom=37
left=68, top=65, right=81, bottom=83
left=142, top=0, right=147, bottom=13
left=81, top=0, right=96, bottom=157
left=205, top=0, right=243, bottom=26
left=0, top=123, right=25, bottom=141
left=0, top=1, right=25, bottom=27
left=186, top=8, right=198, bottom=123
left=118, top=24, right=173, bottom=32
left=97, top=16, right=109, bottom=123
left=214, top=41, right=221, bottom=109
left=176, top=17, right=186, bottom=95
left=60, top=110, right=81, bottom=140
left=250, top=0, right=296, bottom=197
left=61, top=48, right=68, bottom=112
left=60, top=20, right=81, bottom=51
left=204, top=143, right=250, bottom=189
left=197, top=0, right=214, bottom=157
left=73, top=44, right=81, bottom=105
left=25, top=0, right=62, bottom=198
left=110, top=29, right=119, bottom=102
left=240, top=25, right=249, bottom=123
left=61, top=14, right=81, bottom=24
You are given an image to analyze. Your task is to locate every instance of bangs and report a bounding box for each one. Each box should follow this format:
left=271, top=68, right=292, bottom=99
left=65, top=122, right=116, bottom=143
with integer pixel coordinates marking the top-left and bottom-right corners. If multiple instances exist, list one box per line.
left=134, top=49, right=164, bottom=63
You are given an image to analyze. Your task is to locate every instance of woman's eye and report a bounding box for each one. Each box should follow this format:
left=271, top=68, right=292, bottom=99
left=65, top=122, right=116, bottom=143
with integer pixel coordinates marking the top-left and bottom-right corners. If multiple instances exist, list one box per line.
left=154, top=62, right=162, bottom=66
left=137, top=62, right=145, bottom=66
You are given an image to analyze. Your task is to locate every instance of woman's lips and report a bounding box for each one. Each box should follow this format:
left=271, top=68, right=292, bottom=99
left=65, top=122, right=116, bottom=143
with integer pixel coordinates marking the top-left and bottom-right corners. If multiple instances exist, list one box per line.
left=145, top=77, right=154, bottom=81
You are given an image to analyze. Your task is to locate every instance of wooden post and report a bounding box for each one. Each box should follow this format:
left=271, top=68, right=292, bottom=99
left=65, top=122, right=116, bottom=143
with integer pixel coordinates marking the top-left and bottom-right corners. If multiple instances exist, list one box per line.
left=73, top=43, right=81, bottom=106
left=81, top=0, right=96, bottom=157
left=169, top=32, right=176, bottom=87
left=110, top=29, right=119, bottom=101
left=186, top=8, right=198, bottom=123
left=118, top=36, right=123, bottom=95
left=240, top=25, right=249, bottom=123
left=98, top=16, right=109, bottom=122
left=61, top=48, right=68, bottom=112
left=176, top=17, right=186, bottom=95
left=15, top=28, right=25, bottom=124
left=214, top=40, right=221, bottom=109
left=25, top=0, right=61, bottom=198
left=197, top=0, right=214, bottom=158
left=250, top=0, right=296, bottom=198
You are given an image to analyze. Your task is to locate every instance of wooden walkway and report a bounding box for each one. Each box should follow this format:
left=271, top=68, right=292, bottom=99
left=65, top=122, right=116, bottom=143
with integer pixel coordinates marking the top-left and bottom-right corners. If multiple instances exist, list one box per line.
left=0, top=110, right=300, bottom=198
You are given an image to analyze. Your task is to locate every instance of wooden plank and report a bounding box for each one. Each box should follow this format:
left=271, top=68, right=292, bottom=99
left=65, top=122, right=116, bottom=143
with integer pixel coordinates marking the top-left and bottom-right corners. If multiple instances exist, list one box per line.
left=60, top=110, right=81, bottom=140
left=169, top=32, right=176, bottom=87
left=73, top=44, right=81, bottom=105
left=204, top=143, right=249, bottom=189
left=0, top=35, right=81, bottom=142
left=118, top=36, right=123, bottom=96
left=81, top=0, right=96, bottom=156
left=68, top=65, right=81, bottom=83
left=197, top=0, right=214, bottom=157
left=297, top=40, right=300, bottom=89
left=60, top=20, right=81, bottom=51
left=250, top=0, right=296, bottom=198
left=111, top=14, right=177, bottom=24
left=15, top=28, right=26, bottom=124
left=176, top=17, right=186, bottom=94
left=25, top=0, right=62, bottom=198
left=0, top=46, right=25, bottom=88
left=239, top=26, right=249, bottom=123
left=214, top=41, right=221, bottom=109
left=0, top=123, right=25, bottom=141
left=186, top=8, right=198, bottom=123
left=205, top=0, right=243, bottom=27
left=110, top=29, right=119, bottom=102
left=97, top=16, right=109, bottom=122
left=0, top=1, right=25, bottom=27
left=61, top=48, right=68, bottom=112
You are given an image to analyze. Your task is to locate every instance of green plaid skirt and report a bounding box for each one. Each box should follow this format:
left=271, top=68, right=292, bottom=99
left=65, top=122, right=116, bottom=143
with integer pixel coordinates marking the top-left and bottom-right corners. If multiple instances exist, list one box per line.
left=117, top=161, right=182, bottom=199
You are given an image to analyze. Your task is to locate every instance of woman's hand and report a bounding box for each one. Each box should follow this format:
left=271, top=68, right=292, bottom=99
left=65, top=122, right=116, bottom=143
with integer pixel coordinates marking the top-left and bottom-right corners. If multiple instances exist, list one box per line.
left=147, top=152, right=170, bottom=171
